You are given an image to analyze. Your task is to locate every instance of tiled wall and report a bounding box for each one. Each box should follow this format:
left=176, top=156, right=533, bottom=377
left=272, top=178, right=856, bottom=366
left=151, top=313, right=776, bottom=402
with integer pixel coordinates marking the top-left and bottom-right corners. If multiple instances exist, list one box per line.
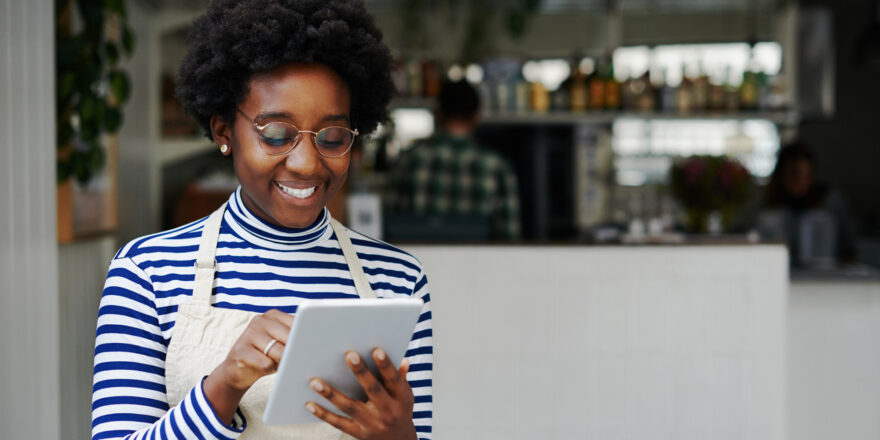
left=407, top=245, right=788, bottom=439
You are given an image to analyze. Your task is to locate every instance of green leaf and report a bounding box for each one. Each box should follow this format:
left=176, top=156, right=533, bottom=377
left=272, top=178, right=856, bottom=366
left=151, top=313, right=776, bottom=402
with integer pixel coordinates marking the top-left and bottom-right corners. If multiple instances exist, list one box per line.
left=57, top=121, right=74, bottom=148
left=59, top=72, right=77, bottom=100
left=121, top=25, right=135, bottom=57
left=108, top=71, right=130, bottom=103
left=104, top=42, right=119, bottom=64
left=103, top=106, right=122, bottom=132
left=88, top=141, right=105, bottom=170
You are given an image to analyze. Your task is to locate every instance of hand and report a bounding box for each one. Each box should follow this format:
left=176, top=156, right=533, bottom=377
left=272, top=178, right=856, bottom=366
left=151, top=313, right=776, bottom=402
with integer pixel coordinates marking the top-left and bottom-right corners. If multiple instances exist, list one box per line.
left=203, top=309, right=293, bottom=425
left=306, top=348, right=417, bottom=440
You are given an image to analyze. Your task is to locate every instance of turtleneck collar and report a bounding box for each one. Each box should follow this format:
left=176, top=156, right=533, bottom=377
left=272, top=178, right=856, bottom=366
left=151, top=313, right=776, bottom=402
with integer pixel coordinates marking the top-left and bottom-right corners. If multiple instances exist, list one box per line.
left=222, top=186, right=333, bottom=249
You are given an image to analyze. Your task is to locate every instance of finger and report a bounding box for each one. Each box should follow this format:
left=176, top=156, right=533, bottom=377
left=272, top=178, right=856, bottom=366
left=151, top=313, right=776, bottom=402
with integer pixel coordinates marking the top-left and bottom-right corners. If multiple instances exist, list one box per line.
left=264, top=308, right=294, bottom=328
left=252, top=313, right=292, bottom=345
left=305, top=401, right=364, bottom=438
left=235, top=345, right=278, bottom=376
left=399, top=358, right=410, bottom=378
left=372, top=347, right=406, bottom=397
left=251, top=336, right=285, bottom=364
left=346, top=351, right=392, bottom=406
left=309, top=377, right=366, bottom=419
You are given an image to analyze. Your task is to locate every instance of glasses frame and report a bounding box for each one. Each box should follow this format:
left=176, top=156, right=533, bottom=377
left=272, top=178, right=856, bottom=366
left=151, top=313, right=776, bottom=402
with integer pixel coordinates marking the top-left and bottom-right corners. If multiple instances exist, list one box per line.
left=235, top=107, right=358, bottom=158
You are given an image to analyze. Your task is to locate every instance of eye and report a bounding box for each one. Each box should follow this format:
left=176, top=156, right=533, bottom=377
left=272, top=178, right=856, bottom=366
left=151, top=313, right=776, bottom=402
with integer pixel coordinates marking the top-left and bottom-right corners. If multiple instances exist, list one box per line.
left=259, top=123, right=296, bottom=148
left=316, top=127, right=352, bottom=150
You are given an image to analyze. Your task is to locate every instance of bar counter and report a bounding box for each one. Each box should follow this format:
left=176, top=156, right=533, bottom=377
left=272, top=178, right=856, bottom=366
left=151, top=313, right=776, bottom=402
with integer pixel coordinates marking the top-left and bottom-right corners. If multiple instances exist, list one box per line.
left=401, top=243, right=880, bottom=439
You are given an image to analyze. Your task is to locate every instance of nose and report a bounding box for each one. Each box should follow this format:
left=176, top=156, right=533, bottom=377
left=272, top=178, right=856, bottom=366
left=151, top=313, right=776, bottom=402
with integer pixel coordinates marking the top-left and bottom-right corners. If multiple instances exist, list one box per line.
left=285, top=133, right=322, bottom=175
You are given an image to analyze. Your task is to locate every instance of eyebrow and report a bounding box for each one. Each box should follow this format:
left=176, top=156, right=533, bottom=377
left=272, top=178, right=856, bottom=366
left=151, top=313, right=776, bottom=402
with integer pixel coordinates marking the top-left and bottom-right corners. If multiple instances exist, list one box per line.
left=255, top=111, right=350, bottom=124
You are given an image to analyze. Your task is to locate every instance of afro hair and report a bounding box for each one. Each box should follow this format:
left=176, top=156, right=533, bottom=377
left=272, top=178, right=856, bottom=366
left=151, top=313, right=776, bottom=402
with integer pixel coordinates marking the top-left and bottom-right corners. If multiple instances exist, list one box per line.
left=176, top=0, right=394, bottom=140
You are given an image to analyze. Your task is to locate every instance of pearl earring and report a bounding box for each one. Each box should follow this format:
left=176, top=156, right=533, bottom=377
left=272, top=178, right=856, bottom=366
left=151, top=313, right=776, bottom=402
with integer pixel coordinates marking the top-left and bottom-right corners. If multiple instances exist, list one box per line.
left=220, top=144, right=229, bottom=153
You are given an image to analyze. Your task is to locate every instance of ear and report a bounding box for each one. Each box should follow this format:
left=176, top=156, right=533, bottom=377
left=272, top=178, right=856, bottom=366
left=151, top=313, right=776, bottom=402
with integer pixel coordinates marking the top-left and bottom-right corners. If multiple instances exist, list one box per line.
left=210, top=114, right=234, bottom=156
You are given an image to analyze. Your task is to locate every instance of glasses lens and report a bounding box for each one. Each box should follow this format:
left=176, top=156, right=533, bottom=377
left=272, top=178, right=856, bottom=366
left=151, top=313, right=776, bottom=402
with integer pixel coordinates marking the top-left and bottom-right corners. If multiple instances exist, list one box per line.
left=258, top=123, right=298, bottom=154
left=315, top=127, right=354, bottom=157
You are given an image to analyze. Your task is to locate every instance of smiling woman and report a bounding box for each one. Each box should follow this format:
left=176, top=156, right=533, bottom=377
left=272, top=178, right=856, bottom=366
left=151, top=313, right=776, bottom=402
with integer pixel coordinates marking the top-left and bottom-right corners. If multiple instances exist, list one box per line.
left=90, top=1, right=433, bottom=440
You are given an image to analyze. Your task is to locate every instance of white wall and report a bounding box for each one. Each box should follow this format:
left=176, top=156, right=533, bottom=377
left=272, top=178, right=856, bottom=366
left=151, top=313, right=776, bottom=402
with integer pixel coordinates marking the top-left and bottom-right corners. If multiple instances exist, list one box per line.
left=0, top=0, right=61, bottom=438
left=789, top=280, right=880, bottom=440
left=406, top=245, right=788, bottom=439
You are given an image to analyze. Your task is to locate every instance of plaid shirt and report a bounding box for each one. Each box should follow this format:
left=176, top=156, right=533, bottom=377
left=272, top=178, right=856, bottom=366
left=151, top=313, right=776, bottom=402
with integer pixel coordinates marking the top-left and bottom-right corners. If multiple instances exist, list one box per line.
left=387, top=132, right=521, bottom=240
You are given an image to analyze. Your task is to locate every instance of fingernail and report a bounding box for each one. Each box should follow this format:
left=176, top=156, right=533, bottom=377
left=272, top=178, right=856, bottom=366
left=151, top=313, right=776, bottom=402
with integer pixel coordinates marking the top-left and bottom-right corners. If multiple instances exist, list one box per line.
left=401, top=359, right=410, bottom=369
left=309, top=379, right=323, bottom=392
left=305, top=403, right=316, bottom=413
left=346, top=351, right=360, bottom=365
left=375, top=348, right=386, bottom=361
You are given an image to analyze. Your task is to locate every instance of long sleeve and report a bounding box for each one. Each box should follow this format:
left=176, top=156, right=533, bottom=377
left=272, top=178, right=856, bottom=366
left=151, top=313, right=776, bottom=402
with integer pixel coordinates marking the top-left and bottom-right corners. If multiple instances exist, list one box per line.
left=91, top=257, right=245, bottom=440
left=405, top=270, right=433, bottom=440
left=493, top=159, right=521, bottom=241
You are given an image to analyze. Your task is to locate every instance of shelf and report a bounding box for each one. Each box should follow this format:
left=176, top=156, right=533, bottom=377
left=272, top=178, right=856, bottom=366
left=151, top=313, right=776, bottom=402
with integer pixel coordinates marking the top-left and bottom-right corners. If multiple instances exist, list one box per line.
left=479, top=110, right=800, bottom=125
left=159, top=138, right=215, bottom=165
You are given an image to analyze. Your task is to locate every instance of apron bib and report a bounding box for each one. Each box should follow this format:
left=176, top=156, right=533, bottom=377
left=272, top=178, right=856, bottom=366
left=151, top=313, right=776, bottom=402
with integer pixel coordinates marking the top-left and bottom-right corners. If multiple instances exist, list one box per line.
left=165, top=205, right=375, bottom=439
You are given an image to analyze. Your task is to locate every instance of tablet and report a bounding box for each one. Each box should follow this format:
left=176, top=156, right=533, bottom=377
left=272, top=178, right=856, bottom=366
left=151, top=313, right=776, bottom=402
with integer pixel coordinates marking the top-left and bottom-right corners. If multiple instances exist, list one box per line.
left=262, top=297, right=424, bottom=425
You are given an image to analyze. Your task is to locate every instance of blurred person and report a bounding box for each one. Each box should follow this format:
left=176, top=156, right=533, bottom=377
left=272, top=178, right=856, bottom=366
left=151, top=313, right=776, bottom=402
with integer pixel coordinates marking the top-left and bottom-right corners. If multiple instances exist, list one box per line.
left=761, top=140, right=858, bottom=266
left=387, top=79, right=521, bottom=240
left=90, top=1, right=432, bottom=439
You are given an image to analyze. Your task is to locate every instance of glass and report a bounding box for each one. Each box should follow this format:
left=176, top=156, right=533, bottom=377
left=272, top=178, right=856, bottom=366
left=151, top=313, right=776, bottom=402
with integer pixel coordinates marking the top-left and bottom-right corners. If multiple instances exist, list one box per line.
left=236, top=108, right=358, bottom=158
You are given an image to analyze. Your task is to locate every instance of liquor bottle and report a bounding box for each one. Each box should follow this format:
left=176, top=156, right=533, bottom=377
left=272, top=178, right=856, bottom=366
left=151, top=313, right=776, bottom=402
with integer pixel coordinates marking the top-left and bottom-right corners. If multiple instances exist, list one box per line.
left=723, top=66, right=740, bottom=112
left=589, top=57, right=607, bottom=110
left=530, top=81, right=550, bottom=113
left=635, top=71, right=656, bottom=112
left=739, top=69, right=759, bottom=111
left=659, top=68, right=677, bottom=113
left=569, top=59, right=589, bottom=112
left=676, top=65, right=693, bottom=114
left=421, top=59, right=441, bottom=98
left=604, top=59, right=621, bottom=111
left=692, top=65, right=710, bottom=112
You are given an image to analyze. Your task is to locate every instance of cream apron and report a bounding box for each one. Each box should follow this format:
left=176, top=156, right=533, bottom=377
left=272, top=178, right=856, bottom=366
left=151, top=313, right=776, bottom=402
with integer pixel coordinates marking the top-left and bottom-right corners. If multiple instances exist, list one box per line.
left=165, top=205, right=374, bottom=439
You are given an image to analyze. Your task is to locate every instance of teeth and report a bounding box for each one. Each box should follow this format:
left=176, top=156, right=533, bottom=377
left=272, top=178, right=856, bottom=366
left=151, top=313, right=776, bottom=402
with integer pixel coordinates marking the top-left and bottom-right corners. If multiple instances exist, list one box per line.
left=277, top=183, right=316, bottom=199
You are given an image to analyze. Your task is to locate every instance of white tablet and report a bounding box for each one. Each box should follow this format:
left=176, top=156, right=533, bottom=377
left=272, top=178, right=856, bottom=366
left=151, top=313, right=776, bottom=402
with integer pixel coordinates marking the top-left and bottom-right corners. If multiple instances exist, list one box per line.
left=262, top=297, right=424, bottom=425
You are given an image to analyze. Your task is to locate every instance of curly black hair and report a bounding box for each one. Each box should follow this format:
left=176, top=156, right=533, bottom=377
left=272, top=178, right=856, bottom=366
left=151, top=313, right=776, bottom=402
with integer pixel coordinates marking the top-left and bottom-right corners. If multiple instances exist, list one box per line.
left=176, top=0, right=394, bottom=140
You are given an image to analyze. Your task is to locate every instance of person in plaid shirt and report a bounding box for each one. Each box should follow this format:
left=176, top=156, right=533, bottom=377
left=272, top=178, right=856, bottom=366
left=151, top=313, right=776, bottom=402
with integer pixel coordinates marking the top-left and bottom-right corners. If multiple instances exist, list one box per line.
left=387, top=79, right=521, bottom=240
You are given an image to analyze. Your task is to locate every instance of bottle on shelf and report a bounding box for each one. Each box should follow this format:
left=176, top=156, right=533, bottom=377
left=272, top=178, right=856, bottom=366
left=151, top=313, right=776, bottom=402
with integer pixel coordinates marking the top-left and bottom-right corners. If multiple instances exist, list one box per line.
left=723, top=66, right=740, bottom=112
left=588, top=57, right=607, bottom=110
left=676, top=65, right=693, bottom=114
left=658, top=68, right=677, bottom=113
left=603, top=57, right=621, bottom=111
left=739, top=68, right=759, bottom=111
left=692, top=65, right=710, bottom=112
left=421, top=59, right=442, bottom=98
left=569, top=57, right=589, bottom=113
left=530, top=81, right=550, bottom=113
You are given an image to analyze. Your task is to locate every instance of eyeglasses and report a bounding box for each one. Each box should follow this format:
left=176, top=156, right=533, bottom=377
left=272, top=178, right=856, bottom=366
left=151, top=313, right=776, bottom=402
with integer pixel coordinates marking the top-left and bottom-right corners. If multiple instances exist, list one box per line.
left=236, top=108, right=358, bottom=158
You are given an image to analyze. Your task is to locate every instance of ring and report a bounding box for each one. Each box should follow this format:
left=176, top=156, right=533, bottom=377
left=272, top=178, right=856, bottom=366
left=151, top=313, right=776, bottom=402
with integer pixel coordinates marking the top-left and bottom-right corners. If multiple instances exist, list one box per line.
left=263, top=338, right=278, bottom=356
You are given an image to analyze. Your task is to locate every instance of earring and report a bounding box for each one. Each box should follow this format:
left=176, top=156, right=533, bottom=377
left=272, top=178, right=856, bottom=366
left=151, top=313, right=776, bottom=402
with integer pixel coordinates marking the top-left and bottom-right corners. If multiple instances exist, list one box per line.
left=220, top=144, right=229, bottom=153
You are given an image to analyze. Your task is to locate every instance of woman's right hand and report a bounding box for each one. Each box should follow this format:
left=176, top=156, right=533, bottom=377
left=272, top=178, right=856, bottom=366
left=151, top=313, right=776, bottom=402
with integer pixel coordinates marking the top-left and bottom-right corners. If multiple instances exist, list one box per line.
left=203, top=309, right=293, bottom=425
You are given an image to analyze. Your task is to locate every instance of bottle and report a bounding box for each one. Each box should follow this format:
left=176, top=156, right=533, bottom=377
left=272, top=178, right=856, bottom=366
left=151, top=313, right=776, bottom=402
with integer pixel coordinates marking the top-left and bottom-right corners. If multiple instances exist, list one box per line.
left=692, top=65, right=710, bottom=112
left=676, top=65, right=693, bottom=114
left=659, top=68, right=677, bottom=113
left=740, top=69, right=759, bottom=111
left=604, top=59, right=621, bottom=111
left=530, top=81, right=550, bottom=113
left=723, top=66, right=740, bottom=112
left=588, top=57, right=606, bottom=110
left=635, top=71, right=656, bottom=112
left=569, top=59, right=589, bottom=112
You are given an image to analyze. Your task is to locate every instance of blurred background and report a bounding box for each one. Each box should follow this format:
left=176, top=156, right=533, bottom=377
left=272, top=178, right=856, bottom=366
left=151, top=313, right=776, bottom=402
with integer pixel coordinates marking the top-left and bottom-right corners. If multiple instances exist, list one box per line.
left=2, top=0, right=880, bottom=438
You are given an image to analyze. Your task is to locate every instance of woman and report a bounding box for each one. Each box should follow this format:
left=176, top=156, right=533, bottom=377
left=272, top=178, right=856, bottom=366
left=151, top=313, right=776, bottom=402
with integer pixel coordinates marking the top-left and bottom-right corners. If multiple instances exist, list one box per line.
left=763, top=140, right=857, bottom=265
left=90, top=1, right=432, bottom=439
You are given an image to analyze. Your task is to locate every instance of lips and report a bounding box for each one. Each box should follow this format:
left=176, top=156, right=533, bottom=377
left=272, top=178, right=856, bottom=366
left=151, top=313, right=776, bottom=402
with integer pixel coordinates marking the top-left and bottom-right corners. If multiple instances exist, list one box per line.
left=275, top=181, right=317, bottom=199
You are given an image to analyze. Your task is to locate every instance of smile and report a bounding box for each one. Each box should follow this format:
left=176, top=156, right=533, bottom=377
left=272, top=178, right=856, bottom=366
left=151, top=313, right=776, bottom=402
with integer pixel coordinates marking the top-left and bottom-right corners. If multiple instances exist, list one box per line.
left=276, top=182, right=317, bottom=199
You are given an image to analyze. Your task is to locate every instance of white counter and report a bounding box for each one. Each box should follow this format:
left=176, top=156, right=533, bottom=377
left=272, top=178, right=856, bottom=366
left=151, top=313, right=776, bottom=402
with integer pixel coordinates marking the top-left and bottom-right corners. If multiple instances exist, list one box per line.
left=406, top=245, right=788, bottom=439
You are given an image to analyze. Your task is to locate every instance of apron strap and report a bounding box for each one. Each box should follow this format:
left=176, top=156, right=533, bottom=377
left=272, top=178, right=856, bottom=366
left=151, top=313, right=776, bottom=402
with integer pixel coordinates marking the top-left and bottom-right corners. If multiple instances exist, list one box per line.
left=329, top=218, right=377, bottom=299
left=191, top=205, right=227, bottom=315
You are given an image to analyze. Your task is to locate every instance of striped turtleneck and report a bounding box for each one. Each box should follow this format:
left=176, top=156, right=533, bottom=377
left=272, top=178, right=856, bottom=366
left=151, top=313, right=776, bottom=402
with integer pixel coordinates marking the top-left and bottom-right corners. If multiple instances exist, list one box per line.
left=91, top=188, right=433, bottom=440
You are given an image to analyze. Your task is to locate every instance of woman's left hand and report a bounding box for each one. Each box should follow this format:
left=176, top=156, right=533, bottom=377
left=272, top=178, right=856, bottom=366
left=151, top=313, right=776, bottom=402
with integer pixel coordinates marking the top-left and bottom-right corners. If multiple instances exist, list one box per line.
left=307, top=347, right=417, bottom=440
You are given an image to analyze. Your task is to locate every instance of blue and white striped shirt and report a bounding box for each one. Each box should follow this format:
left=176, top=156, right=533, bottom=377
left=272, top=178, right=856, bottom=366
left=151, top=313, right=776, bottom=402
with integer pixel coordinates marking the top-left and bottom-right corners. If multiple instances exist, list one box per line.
left=91, top=188, right=433, bottom=439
